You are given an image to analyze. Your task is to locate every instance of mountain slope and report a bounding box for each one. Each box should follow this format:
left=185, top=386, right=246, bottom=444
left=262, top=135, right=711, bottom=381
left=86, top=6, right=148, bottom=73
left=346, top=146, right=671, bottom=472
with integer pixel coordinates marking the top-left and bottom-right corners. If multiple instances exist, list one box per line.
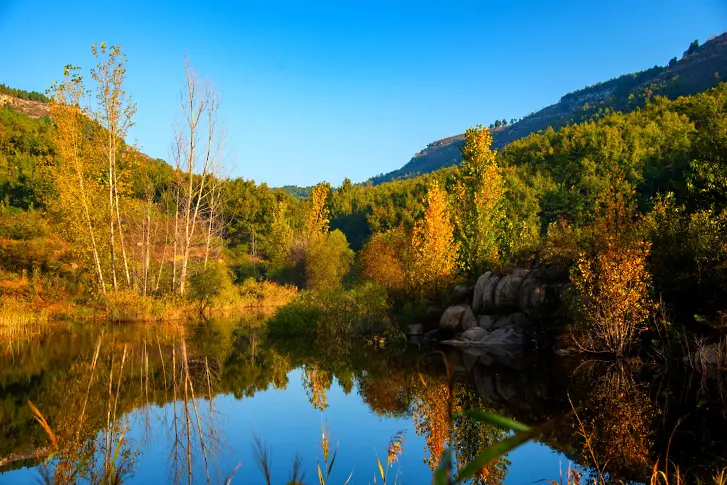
left=371, top=32, right=727, bottom=185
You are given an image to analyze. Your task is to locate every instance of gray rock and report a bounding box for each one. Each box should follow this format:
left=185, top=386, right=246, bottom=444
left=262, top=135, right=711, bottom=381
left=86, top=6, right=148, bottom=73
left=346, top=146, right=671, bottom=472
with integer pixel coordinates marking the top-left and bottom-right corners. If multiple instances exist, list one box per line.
left=518, top=278, right=549, bottom=317
left=423, top=329, right=441, bottom=342
left=460, top=326, right=487, bottom=341
left=684, top=342, right=727, bottom=370
left=408, top=324, right=423, bottom=335
left=494, top=275, right=524, bottom=311
left=440, top=303, right=477, bottom=333
left=452, top=285, right=473, bottom=304
left=512, top=268, right=531, bottom=279
left=478, top=314, right=499, bottom=330
left=482, top=273, right=502, bottom=313
left=472, top=272, right=491, bottom=314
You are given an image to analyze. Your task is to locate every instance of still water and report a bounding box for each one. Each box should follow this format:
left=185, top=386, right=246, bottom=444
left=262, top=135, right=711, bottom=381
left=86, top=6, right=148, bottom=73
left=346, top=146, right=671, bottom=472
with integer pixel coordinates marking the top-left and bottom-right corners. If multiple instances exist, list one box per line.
left=0, top=320, right=725, bottom=484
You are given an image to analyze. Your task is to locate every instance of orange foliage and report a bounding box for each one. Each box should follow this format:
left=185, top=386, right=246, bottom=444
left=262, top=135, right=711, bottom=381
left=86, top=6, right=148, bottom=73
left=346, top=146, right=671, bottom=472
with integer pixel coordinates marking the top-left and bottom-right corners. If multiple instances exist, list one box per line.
left=572, top=189, right=654, bottom=355
left=410, top=181, right=458, bottom=298
left=413, top=382, right=459, bottom=469
left=359, top=227, right=409, bottom=292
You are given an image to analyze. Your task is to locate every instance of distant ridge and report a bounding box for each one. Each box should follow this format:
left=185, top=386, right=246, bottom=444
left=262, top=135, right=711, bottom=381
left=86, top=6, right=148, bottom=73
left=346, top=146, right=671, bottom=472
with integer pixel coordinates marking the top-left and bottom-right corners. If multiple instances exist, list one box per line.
left=370, top=32, right=727, bottom=185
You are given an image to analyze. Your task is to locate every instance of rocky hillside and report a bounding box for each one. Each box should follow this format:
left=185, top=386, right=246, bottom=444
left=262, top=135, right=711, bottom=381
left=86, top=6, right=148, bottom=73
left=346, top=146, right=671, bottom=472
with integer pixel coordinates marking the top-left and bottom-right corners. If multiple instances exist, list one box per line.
left=0, top=94, right=49, bottom=118
left=371, top=32, right=727, bottom=185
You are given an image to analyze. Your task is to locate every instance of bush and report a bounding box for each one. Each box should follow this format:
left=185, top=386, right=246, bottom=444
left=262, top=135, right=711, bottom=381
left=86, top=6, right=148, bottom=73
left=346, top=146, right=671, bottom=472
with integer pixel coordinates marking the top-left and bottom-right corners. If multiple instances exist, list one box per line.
left=267, top=283, right=399, bottom=342
left=0, top=208, right=50, bottom=240
left=305, top=229, right=354, bottom=291
left=188, top=262, right=235, bottom=313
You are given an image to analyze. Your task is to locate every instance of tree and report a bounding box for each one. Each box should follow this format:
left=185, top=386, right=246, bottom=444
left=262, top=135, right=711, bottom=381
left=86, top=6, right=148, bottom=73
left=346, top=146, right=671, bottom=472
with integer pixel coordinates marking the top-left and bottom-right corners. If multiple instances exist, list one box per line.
left=684, top=39, right=699, bottom=57
left=359, top=227, right=409, bottom=292
left=668, top=57, right=678, bottom=67
left=90, top=43, right=137, bottom=290
left=452, top=125, right=504, bottom=277
left=572, top=190, right=654, bottom=355
left=305, top=229, right=354, bottom=290
left=501, top=119, right=507, bottom=126
left=267, top=199, right=294, bottom=272
left=410, top=180, right=458, bottom=297
left=173, top=60, right=226, bottom=296
left=494, top=120, right=501, bottom=128
left=49, top=66, right=108, bottom=295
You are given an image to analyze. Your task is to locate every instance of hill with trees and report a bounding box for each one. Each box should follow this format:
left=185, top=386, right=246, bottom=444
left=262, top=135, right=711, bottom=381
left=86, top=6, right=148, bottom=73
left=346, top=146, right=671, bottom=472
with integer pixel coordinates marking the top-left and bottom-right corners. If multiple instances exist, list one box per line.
left=371, top=32, right=727, bottom=184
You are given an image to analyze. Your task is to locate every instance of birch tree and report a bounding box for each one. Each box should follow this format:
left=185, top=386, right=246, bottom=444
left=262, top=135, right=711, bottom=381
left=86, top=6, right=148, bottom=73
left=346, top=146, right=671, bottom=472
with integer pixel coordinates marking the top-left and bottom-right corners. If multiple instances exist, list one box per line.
left=90, top=43, right=137, bottom=290
left=173, top=61, right=225, bottom=296
left=49, top=66, right=107, bottom=295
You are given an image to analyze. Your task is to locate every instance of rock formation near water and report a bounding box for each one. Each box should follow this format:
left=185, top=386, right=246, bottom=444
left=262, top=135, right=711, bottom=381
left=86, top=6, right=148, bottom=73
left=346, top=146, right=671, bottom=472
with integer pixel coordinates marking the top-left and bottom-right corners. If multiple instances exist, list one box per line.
left=435, top=265, right=571, bottom=361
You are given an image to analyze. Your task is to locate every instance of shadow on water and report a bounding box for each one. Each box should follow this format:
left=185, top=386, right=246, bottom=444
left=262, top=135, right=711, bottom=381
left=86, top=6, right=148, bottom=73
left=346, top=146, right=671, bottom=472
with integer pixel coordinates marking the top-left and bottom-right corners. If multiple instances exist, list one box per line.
left=0, top=319, right=726, bottom=483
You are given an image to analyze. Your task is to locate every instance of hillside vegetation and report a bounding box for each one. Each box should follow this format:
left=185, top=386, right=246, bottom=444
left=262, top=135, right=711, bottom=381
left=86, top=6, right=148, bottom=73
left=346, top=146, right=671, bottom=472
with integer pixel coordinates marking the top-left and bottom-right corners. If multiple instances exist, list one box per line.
left=371, top=32, right=727, bottom=184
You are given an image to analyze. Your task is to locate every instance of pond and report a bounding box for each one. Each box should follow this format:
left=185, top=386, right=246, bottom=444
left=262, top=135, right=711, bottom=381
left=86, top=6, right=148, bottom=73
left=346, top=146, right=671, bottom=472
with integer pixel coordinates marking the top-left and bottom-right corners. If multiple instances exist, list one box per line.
left=0, top=319, right=725, bottom=484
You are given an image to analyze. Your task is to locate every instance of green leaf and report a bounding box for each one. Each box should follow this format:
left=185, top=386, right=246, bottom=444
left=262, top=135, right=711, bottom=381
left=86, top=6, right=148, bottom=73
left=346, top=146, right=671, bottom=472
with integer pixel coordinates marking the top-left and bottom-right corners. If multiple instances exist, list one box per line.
left=454, top=410, right=531, bottom=432
left=455, top=428, right=541, bottom=484
left=327, top=447, right=337, bottom=478
left=433, top=449, right=452, bottom=485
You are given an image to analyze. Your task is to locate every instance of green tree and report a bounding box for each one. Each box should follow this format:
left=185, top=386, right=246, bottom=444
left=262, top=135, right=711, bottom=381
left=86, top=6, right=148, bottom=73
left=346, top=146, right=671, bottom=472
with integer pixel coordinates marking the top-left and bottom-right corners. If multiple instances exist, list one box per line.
left=305, top=229, right=354, bottom=290
left=452, top=126, right=504, bottom=277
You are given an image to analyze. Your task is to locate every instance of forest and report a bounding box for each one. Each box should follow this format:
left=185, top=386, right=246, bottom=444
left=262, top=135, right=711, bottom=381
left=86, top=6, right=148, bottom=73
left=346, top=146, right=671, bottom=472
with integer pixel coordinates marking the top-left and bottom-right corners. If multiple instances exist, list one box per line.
left=2, top=40, right=727, bottom=484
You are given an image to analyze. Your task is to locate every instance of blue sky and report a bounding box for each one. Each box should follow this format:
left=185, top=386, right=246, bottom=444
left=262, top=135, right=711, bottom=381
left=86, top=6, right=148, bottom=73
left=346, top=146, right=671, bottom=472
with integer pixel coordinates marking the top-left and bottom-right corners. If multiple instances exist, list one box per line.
left=0, top=1, right=725, bottom=187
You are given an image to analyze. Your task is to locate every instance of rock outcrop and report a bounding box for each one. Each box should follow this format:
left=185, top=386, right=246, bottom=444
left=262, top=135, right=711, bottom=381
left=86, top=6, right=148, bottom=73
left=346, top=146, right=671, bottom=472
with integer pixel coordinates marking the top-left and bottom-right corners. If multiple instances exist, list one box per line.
left=435, top=265, right=570, bottom=354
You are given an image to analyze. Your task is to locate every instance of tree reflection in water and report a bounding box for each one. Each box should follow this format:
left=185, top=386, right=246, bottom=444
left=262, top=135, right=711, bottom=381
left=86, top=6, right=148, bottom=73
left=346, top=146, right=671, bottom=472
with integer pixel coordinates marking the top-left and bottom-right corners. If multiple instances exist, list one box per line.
left=1, top=323, right=727, bottom=484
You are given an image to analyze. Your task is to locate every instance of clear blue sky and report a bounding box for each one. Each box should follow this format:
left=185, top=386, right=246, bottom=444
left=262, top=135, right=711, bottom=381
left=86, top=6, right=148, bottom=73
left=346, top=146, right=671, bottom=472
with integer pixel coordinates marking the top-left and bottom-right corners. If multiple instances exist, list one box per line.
left=1, top=1, right=725, bottom=187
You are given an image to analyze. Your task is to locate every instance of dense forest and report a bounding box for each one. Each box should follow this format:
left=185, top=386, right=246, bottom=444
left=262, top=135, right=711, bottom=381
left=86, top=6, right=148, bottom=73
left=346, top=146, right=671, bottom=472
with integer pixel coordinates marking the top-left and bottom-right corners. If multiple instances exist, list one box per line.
left=0, top=41, right=725, bottom=353
left=2, top=39, right=727, bottom=485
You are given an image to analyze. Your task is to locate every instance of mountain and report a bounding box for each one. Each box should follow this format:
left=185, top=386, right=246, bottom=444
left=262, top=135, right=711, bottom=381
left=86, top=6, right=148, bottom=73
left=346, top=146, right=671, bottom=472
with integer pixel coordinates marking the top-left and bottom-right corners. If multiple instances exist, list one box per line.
left=371, top=32, right=727, bottom=185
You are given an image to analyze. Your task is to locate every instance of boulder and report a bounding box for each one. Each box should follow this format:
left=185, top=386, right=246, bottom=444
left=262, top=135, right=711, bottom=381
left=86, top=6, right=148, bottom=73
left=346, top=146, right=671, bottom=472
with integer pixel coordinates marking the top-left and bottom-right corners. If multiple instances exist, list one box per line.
left=481, top=273, right=502, bottom=313
left=478, top=314, right=499, bottom=330
left=472, top=272, right=491, bottom=314
left=491, top=312, right=533, bottom=332
left=494, top=274, right=524, bottom=311
left=408, top=324, right=424, bottom=335
left=460, top=326, right=487, bottom=341
left=480, top=327, right=528, bottom=347
left=452, top=285, right=473, bottom=305
left=439, top=304, right=477, bottom=333
left=684, top=342, right=727, bottom=370
left=423, top=329, right=441, bottom=342
left=512, top=268, right=531, bottom=279
left=517, top=278, right=550, bottom=317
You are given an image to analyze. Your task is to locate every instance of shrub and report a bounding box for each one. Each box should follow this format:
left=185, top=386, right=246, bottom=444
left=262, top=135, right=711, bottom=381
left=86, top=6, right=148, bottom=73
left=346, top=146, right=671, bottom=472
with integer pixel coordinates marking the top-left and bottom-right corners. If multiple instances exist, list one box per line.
left=0, top=208, right=51, bottom=240
left=188, top=262, right=235, bottom=314
left=305, top=229, right=354, bottom=291
left=267, top=283, right=398, bottom=342
left=359, top=227, right=409, bottom=292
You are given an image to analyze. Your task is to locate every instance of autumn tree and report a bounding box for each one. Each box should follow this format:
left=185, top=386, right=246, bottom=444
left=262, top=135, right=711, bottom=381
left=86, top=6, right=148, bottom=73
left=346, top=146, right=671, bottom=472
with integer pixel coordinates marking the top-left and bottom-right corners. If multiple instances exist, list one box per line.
left=303, top=183, right=353, bottom=290
left=452, top=125, right=504, bottom=277
left=267, top=199, right=294, bottom=272
left=359, top=226, right=409, bottom=292
left=49, top=66, right=108, bottom=295
left=572, top=189, right=654, bottom=355
left=173, top=60, right=226, bottom=296
left=410, top=180, right=458, bottom=298
left=90, top=43, right=137, bottom=290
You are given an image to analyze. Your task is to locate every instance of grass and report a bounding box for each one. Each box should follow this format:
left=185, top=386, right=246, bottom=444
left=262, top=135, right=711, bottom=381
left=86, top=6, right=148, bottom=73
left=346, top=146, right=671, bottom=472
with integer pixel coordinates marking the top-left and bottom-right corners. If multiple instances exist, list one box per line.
left=266, top=282, right=401, bottom=342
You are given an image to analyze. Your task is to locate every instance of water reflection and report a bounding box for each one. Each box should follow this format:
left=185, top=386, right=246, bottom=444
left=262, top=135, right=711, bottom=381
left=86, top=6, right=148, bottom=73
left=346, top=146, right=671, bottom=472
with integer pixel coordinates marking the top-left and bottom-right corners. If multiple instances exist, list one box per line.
left=0, top=321, right=726, bottom=484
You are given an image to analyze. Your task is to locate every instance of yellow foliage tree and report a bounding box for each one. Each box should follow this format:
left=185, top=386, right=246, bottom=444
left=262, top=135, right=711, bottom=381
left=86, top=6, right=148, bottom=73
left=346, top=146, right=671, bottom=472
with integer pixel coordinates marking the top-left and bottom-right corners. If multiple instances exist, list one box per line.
left=49, top=66, right=109, bottom=295
left=453, top=126, right=504, bottom=277
left=410, top=181, right=458, bottom=298
left=572, top=189, right=654, bottom=355
left=305, top=183, right=330, bottom=239
left=359, top=226, right=409, bottom=292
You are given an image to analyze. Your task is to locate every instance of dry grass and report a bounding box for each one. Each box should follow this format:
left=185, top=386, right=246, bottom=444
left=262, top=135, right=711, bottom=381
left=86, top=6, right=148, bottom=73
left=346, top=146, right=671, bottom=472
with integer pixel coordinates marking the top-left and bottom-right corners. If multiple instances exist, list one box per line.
left=0, top=295, right=48, bottom=338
